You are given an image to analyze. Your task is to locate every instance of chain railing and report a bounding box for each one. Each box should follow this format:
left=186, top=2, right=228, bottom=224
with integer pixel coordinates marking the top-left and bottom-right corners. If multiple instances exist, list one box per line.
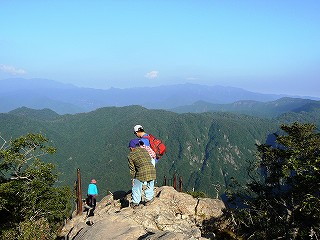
left=163, top=173, right=183, bottom=192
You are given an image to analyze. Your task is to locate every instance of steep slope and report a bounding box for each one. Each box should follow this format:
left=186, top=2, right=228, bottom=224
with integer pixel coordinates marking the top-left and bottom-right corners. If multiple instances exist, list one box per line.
left=0, top=106, right=274, bottom=198
left=1, top=105, right=319, bottom=199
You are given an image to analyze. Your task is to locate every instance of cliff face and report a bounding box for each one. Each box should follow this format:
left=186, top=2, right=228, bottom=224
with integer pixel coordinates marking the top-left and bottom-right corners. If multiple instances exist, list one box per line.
left=60, top=186, right=225, bottom=240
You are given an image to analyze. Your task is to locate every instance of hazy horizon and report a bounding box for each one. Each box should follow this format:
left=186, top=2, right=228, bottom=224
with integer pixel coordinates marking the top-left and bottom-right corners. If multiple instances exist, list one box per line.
left=3, top=77, right=320, bottom=101
left=1, top=1, right=320, bottom=97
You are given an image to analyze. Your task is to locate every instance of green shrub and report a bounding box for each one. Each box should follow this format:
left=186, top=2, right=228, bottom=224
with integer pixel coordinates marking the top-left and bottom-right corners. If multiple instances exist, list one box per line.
left=186, top=191, right=207, bottom=198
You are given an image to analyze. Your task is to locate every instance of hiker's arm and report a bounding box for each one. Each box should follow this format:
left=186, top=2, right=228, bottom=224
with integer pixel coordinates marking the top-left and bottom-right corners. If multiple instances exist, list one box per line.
left=128, top=156, right=136, bottom=178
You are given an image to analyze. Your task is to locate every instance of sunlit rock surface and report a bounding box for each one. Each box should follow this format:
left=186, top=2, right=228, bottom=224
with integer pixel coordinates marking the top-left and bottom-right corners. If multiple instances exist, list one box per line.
left=60, top=186, right=225, bottom=240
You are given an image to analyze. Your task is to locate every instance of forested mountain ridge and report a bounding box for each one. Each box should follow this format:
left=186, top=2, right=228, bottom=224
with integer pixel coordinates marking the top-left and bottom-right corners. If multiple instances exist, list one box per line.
left=172, top=97, right=320, bottom=118
left=9, top=106, right=61, bottom=121
left=2, top=104, right=320, bottom=199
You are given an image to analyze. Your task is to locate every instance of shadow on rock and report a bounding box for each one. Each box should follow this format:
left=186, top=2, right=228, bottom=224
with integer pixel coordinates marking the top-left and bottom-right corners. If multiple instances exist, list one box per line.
left=137, top=231, right=155, bottom=240
left=112, top=190, right=128, bottom=200
left=112, top=190, right=131, bottom=208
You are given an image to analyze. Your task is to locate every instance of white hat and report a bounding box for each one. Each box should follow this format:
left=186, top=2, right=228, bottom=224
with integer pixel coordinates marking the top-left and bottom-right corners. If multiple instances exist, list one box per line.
left=134, top=124, right=144, bottom=132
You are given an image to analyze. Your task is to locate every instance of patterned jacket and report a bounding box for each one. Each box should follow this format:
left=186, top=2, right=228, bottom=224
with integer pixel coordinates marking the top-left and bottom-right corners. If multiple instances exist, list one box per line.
left=128, top=147, right=156, bottom=182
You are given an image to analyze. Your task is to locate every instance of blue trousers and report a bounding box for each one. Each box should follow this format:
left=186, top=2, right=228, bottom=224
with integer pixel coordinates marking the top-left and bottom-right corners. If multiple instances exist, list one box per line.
left=132, top=179, right=155, bottom=204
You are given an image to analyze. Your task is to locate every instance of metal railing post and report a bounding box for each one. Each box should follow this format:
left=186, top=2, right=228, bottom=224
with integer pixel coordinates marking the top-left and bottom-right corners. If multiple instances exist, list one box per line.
left=76, top=168, right=82, bottom=215
left=163, top=175, right=167, bottom=186
left=179, top=176, right=183, bottom=192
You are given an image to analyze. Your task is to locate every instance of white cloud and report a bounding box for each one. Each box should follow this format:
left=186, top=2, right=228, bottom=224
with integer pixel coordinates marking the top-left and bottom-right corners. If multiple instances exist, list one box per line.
left=0, top=64, right=27, bottom=75
left=145, top=70, right=159, bottom=79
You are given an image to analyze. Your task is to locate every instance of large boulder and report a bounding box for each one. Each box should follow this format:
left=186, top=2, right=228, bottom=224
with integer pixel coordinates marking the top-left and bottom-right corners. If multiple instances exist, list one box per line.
left=60, top=186, right=225, bottom=240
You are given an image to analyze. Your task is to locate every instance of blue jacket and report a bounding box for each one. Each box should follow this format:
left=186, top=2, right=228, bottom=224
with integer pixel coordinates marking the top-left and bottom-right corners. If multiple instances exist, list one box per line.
left=88, top=183, right=98, bottom=195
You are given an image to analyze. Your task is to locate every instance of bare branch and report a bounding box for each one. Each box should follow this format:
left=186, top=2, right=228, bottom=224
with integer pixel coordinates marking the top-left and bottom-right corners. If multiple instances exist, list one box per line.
left=10, top=176, right=32, bottom=181
left=0, top=134, right=7, bottom=150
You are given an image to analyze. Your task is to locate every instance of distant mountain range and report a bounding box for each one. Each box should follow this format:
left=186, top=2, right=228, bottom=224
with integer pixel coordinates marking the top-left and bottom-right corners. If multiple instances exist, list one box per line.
left=2, top=78, right=318, bottom=114
left=172, top=98, right=320, bottom=118
left=1, top=78, right=320, bottom=199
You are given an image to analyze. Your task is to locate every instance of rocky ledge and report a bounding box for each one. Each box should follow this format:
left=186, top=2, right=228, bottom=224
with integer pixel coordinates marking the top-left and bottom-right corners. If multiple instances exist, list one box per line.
left=60, top=186, right=225, bottom=240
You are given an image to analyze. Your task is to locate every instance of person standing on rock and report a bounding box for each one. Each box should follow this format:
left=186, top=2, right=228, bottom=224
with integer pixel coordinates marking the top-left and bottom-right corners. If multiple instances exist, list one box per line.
left=128, top=138, right=156, bottom=208
left=87, top=179, right=98, bottom=210
left=133, top=124, right=157, bottom=166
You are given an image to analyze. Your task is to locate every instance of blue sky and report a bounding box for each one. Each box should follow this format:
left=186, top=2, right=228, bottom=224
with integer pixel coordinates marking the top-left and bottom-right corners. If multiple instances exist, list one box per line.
left=1, top=1, right=320, bottom=97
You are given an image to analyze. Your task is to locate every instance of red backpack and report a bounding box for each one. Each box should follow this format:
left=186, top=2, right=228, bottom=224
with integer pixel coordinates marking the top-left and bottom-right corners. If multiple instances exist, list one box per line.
left=143, top=134, right=166, bottom=159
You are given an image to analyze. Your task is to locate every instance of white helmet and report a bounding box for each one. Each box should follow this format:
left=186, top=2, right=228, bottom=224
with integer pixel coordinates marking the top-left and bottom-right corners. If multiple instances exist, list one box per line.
left=133, top=124, right=144, bottom=132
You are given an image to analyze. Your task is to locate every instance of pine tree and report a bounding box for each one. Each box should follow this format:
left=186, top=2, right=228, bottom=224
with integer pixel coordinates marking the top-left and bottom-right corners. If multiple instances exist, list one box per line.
left=0, top=133, right=72, bottom=240
left=226, top=122, right=320, bottom=239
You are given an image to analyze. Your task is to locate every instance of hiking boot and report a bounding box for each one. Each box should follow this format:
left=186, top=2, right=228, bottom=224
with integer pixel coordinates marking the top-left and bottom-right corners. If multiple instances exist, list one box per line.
left=130, top=202, right=140, bottom=209
left=144, top=198, right=154, bottom=206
